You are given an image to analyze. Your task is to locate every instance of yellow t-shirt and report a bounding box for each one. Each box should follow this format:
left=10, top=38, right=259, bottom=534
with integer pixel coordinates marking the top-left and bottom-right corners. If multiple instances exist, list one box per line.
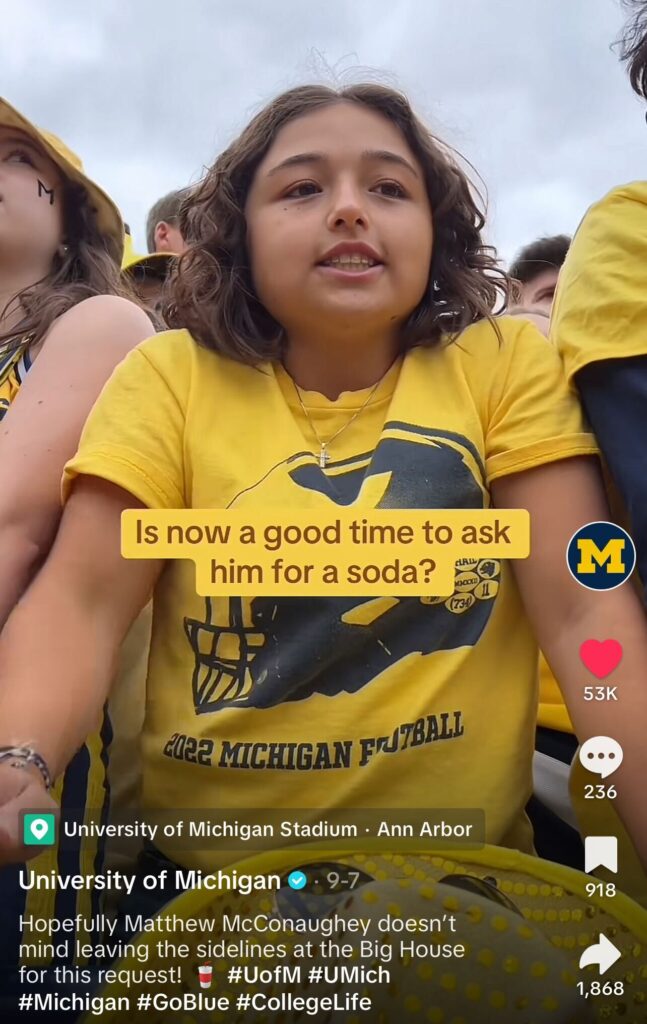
left=546, top=180, right=646, bottom=734
left=64, top=317, right=597, bottom=871
left=551, top=180, right=647, bottom=380
left=549, top=180, right=647, bottom=889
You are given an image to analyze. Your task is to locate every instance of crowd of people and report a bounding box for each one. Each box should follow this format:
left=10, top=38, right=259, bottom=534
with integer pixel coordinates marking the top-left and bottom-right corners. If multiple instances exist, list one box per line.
left=1, top=1, right=647, bottom=1020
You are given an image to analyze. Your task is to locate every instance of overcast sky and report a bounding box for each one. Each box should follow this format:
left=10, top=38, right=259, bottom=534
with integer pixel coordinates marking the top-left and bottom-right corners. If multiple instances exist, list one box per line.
left=3, top=0, right=645, bottom=263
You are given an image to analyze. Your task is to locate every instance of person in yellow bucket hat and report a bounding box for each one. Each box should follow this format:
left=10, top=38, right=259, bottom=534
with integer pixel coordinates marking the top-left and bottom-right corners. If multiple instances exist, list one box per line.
left=0, top=98, right=124, bottom=260
left=0, top=97, right=155, bottom=1022
left=121, top=225, right=176, bottom=319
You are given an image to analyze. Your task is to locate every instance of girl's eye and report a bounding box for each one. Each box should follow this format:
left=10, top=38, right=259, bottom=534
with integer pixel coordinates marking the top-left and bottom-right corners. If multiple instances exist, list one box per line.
left=284, top=181, right=320, bottom=199
left=374, top=180, right=407, bottom=198
left=4, top=148, right=35, bottom=167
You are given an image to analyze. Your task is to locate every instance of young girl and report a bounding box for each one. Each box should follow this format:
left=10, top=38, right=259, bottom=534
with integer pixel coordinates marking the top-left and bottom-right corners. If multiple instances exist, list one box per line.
left=0, top=97, right=153, bottom=1010
left=0, top=84, right=646, bottom=909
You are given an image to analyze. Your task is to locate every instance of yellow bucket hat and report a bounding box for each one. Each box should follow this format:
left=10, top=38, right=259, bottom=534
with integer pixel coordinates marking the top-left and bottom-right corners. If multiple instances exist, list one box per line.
left=121, top=226, right=176, bottom=276
left=0, top=96, right=124, bottom=259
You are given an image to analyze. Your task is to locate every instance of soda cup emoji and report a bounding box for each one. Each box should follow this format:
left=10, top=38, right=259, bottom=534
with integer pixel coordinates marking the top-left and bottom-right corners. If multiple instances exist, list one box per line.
left=198, top=964, right=212, bottom=989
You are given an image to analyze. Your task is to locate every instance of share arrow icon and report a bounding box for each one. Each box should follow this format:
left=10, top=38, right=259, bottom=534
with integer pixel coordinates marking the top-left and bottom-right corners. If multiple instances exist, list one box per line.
left=579, top=933, right=622, bottom=975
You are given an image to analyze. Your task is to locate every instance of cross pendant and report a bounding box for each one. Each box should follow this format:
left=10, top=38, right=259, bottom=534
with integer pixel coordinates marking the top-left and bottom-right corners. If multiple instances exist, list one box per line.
left=319, top=445, right=330, bottom=468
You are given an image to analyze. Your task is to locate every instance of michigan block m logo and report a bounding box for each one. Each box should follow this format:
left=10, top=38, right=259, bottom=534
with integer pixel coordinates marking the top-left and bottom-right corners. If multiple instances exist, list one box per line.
left=567, top=522, right=635, bottom=591
left=576, top=538, right=626, bottom=575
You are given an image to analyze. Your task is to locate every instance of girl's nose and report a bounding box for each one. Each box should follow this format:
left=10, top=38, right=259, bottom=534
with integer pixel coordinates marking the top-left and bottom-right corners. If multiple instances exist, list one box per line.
left=326, top=182, right=369, bottom=231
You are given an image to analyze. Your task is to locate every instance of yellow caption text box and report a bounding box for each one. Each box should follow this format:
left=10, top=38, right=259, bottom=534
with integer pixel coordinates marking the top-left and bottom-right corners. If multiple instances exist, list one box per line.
left=121, top=509, right=529, bottom=596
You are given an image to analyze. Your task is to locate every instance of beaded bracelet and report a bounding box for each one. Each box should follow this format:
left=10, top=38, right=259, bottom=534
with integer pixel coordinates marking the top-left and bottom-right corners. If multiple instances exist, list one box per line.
left=0, top=746, right=52, bottom=790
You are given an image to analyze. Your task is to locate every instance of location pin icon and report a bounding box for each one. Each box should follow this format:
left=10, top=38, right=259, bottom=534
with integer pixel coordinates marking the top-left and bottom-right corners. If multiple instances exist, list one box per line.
left=30, top=818, right=49, bottom=840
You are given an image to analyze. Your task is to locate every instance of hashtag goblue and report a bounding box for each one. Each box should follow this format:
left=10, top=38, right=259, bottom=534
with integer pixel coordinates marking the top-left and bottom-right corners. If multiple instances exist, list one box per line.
left=138, top=993, right=233, bottom=1012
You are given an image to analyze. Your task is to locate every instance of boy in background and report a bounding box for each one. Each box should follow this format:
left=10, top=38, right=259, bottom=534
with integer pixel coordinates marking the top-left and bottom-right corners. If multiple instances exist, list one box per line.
left=146, top=187, right=190, bottom=254
left=509, top=234, right=571, bottom=314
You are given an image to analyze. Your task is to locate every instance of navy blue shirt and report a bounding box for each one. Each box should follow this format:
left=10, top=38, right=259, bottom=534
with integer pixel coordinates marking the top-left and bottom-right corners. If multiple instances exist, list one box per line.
left=576, top=356, right=647, bottom=601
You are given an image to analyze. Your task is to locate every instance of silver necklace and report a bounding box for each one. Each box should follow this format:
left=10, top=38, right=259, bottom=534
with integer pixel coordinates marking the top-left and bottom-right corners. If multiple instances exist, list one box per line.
left=292, top=371, right=388, bottom=469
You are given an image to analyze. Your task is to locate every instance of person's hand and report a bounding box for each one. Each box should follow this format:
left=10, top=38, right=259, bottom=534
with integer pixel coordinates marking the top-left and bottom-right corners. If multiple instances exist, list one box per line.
left=0, top=763, right=59, bottom=867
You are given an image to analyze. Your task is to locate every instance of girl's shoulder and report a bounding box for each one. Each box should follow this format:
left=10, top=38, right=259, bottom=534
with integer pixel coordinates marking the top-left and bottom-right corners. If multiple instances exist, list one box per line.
left=424, top=315, right=565, bottom=409
left=438, top=314, right=553, bottom=366
left=132, top=329, right=267, bottom=386
left=52, top=294, right=154, bottom=340
left=33, top=295, right=155, bottom=375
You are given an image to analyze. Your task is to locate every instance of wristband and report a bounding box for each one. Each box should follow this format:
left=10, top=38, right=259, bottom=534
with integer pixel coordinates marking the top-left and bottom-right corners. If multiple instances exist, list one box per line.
left=0, top=746, right=52, bottom=790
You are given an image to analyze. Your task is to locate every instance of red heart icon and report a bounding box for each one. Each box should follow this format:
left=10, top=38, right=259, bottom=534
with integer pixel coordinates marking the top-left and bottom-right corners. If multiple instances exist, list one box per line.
left=579, top=639, right=623, bottom=679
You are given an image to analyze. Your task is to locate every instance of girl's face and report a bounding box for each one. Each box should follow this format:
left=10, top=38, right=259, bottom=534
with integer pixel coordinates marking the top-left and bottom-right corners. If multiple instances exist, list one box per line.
left=0, top=126, right=65, bottom=272
left=245, top=102, right=433, bottom=343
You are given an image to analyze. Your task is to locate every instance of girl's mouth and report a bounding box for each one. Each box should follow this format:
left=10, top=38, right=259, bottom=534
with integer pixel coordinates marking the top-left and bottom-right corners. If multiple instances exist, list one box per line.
left=317, top=242, right=384, bottom=277
left=321, top=255, right=379, bottom=271
left=317, top=253, right=385, bottom=280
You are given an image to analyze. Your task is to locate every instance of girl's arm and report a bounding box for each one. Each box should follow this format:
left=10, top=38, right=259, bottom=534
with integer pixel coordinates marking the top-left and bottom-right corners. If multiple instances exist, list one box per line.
left=491, top=456, right=647, bottom=871
left=0, top=476, right=163, bottom=865
left=0, top=295, right=154, bottom=629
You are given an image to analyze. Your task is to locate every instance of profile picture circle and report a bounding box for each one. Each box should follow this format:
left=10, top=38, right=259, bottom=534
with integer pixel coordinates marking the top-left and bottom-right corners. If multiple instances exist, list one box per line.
left=566, top=521, right=636, bottom=591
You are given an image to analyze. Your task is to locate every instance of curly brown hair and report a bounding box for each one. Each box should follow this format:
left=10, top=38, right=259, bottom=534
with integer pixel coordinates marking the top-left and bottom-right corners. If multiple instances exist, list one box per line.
left=0, top=180, right=138, bottom=355
left=618, top=1, right=647, bottom=97
left=166, top=84, right=509, bottom=362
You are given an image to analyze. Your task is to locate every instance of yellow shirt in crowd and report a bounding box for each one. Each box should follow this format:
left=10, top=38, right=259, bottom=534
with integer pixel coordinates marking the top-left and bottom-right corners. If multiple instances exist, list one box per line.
left=551, top=180, right=647, bottom=381
left=542, top=181, right=647, bottom=736
left=538, top=184, right=647, bottom=735
left=64, top=317, right=597, bottom=871
left=550, top=181, right=647, bottom=899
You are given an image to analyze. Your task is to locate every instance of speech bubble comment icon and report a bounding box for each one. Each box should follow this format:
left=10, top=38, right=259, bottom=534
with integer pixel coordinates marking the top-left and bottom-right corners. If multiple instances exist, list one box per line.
left=579, top=736, right=623, bottom=779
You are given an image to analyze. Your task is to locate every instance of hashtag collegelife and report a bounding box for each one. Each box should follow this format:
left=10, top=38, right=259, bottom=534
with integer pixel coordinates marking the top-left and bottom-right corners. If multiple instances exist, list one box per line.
left=239, top=992, right=372, bottom=1014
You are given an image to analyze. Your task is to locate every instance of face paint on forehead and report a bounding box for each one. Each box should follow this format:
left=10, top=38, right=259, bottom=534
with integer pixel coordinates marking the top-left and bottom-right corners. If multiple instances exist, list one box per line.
left=37, top=179, right=55, bottom=205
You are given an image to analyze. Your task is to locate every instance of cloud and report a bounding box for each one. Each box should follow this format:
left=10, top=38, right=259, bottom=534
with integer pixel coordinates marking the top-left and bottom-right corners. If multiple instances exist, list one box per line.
left=3, top=0, right=641, bottom=261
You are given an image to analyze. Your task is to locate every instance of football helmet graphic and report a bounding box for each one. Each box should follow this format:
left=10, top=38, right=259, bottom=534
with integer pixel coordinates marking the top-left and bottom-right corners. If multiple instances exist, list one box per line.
left=184, top=425, right=500, bottom=716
